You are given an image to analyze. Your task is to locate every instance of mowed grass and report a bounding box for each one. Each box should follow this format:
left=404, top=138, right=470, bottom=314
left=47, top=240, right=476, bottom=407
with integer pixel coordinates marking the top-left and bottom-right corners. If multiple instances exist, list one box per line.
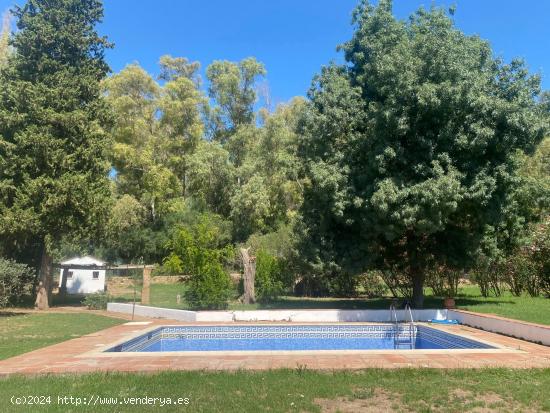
left=111, top=282, right=550, bottom=325
left=1, top=368, right=549, bottom=412
left=0, top=312, right=124, bottom=360
left=453, top=285, right=550, bottom=325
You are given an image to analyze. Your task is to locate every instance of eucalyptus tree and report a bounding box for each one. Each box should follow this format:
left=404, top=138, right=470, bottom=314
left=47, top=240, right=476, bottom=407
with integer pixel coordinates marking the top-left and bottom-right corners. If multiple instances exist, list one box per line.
left=104, top=58, right=206, bottom=219
left=103, top=63, right=178, bottom=219
left=158, top=54, right=201, bottom=83
left=297, top=0, right=548, bottom=306
left=0, top=12, right=11, bottom=67
left=206, top=57, right=266, bottom=141
left=230, top=98, right=306, bottom=240
left=158, top=59, right=206, bottom=192
left=185, top=140, right=236, bottom=217
left=0, top=0, right=113, bottom=308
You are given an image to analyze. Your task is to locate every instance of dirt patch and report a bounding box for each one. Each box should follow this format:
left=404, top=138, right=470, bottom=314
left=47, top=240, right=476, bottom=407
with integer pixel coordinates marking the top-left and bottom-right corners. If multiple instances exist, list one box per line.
left=316, top=389, right=539, bottom=413
left=152, top=275, right=187, bottom=284
left=315, top=388, right=403, bottom=413
left=447, top=389, right=538, bottom=413
left=450, top=388, right=474, bottom=400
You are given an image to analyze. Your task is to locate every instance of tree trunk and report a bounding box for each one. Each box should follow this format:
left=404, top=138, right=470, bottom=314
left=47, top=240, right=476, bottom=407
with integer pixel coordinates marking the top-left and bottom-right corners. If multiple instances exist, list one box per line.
left=34, top=248, right=53, bottom=310
left=240, top=247, right=256, bottom=304
left=411, top=267, right=425, bottom=308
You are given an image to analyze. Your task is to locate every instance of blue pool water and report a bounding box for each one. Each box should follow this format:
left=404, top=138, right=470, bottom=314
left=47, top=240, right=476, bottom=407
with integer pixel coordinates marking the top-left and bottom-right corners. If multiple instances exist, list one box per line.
left=106, top=324, right=493, bottom=352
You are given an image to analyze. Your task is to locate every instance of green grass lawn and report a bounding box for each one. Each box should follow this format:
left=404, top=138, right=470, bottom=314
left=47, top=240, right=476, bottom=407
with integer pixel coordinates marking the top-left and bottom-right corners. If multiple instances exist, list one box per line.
left=2, top=292, right=548, bottom=412
left=0, top=312, right=124, bottom=360
left=111, top=282, right=550, bottom=325
left=452, top=285, right=550, bottom=325
left=1, top=369, right=549, bottom=412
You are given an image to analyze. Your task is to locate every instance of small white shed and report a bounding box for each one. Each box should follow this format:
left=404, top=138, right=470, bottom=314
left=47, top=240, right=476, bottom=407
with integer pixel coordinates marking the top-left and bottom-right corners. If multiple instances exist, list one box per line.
left=59, top=256, right=106, bottom=294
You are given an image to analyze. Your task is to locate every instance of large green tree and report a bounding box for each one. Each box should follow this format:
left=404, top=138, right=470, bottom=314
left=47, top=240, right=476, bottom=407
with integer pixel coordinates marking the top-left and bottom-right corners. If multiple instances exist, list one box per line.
left=104, top=59, right=205, bottom=221
left=206, top=57, right=265, bottom=141
left=104, top=63, right=177, bottom=219
left=230, top=99, right=306, bottom=241
left=0, top=0, right=112, bottom=309
left=297, top=1, right=548, bottom=306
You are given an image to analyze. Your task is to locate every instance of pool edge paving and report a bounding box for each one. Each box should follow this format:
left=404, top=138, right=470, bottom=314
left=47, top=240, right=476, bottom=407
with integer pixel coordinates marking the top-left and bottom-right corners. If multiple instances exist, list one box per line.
left=0, top=319, right=549, bottom=375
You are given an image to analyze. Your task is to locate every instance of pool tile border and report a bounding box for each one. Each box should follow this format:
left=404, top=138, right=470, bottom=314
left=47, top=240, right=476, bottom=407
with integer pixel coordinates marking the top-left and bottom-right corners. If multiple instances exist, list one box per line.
left=0, top=319, right=549, bottom=376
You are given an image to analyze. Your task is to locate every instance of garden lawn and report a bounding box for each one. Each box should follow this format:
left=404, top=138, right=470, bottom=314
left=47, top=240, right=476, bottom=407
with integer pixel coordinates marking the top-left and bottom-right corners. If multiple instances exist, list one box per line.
left=453, top=285, right=550, bottom=325
left=1, top=369, right=550, bottom=412
left=119, top=283, right=550, bottom=325
left=0, top=312, right=124, bottom=360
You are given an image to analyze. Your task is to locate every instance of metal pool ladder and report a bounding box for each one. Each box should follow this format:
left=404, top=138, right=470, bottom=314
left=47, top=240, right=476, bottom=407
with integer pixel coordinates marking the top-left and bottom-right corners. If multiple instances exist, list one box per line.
left=390, top=303, right=416, bottom=349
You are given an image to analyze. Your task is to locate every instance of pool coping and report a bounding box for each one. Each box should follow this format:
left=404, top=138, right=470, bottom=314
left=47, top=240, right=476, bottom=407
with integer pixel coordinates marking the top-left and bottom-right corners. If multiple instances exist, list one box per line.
left=79, top=322, right=521, bottom=358
left=1, top=318, right=549, bottom=375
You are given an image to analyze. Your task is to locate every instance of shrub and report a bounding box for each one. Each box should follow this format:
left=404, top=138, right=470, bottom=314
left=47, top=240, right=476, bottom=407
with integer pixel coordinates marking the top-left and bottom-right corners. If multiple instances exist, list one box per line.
left=0, top=258, right=35, bottom=308
left=379, top=269, right=413, bottom=299
left=532, top=217, right=550, bottom=296
left=359, top=271, right=388, bottom=298
left=425, top=266, right=461, bottom=298
left=471, top=255, right=503, bottom=297
left=255, top=250, right=285, bottom=302
left=504, top=251, right=539, bottom=297
left=295, top=272, right=357, bottom=298
left=166, top=213, right=234, bottom=309
left=82, top=292, right=110, bottom=310
left=293, top=275, right=330, bottom=297
left=246, top=225, right=296, bottom=288
left=185, top=262, right=232, bottom=309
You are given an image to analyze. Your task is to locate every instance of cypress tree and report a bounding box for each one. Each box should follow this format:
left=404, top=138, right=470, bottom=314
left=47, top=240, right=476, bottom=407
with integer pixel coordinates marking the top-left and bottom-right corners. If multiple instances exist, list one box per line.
left=0, top=0, right=112, bottom=308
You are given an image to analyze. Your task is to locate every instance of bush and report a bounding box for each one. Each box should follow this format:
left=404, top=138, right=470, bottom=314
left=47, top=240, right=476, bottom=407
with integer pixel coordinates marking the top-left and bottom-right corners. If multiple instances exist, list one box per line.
left=185, top=262, right=232, bottom=309
left=471, top=255, right=503, bottom=297
left=0, top=258, right=35, bottom=308
left=379, top=269, right=412, bottom=299
left=472, top=218, right=549, bottom=298
left=293, top=275, right=330, bottom=297
left=246, top=225, right=296, bottom=288
left=255, top=250, right=285, bottom=302
left=504, top=251, right=539, bottom=297
left=294, top=272, right=358, bottom=298
left=166, top=213, right=234, bottom=309
left=425, top=266, right=461, bottom=298
left=532, top=217, right=550, bottom=296
left=82, top=292, right=110, bottom=310
left=359, top=271, right=388, bottom=298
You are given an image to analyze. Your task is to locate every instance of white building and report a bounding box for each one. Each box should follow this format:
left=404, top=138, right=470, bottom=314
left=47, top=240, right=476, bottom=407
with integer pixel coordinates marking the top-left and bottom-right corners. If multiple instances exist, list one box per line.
left=59, top=256, right=106, bottom=294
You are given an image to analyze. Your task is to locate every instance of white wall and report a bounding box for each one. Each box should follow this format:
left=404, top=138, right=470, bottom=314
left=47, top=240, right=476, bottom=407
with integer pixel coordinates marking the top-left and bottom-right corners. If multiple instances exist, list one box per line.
left=60, top=268, right=106, bottom=294
left=106, top=303, right=447, bottom=323
left=449, top=310, right=550, bottom=346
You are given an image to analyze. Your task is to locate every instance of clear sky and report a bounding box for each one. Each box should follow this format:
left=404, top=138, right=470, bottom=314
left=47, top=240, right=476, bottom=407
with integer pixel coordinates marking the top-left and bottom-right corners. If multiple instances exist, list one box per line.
left=1, top=0, right=549, bottom=106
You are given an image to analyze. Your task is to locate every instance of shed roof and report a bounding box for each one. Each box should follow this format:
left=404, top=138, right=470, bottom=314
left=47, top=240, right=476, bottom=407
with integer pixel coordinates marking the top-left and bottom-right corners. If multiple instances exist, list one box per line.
left=60, top=256, right=105, bottom=266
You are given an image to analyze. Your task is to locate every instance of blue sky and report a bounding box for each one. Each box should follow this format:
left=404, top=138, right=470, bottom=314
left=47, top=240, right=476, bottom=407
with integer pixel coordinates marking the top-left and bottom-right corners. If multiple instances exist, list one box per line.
left=1, top=0, right=549, bottom=105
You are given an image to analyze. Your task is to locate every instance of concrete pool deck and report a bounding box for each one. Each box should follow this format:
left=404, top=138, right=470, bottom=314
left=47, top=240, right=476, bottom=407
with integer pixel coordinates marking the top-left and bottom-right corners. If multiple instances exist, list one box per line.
left=1, top=318, right=550, bottom=375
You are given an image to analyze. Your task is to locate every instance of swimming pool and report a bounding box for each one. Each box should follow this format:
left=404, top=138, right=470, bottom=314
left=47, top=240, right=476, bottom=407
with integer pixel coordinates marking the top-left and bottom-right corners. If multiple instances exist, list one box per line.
left=106, top=324, right=494, bottom=352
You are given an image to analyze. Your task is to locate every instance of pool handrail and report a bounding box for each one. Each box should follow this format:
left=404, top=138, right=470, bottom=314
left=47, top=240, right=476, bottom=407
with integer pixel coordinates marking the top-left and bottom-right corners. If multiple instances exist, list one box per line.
left=405, top=303, right=416, bottom=349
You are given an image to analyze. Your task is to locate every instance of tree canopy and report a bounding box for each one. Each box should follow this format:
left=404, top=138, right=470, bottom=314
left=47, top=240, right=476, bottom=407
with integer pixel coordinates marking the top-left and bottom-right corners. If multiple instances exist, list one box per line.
left=0, top=0, right=548, bottom=310
left=0, top=0, right=113, bottom=308
left=296, top=0, right=549, bottom=306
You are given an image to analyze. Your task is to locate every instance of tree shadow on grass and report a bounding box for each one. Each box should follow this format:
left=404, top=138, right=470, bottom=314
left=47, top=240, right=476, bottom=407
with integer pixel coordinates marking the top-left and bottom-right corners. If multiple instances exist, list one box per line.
left=254, top=297, right=397, bottom=310
left=51, top=293, right=86, bottom=307
left=252, top=295, right=517, bottom=310
left=109, top=296, right=138, bottom=304
left=0, top=311, right=29, bottom=318
left=453, top=293, right=516, bottom=308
